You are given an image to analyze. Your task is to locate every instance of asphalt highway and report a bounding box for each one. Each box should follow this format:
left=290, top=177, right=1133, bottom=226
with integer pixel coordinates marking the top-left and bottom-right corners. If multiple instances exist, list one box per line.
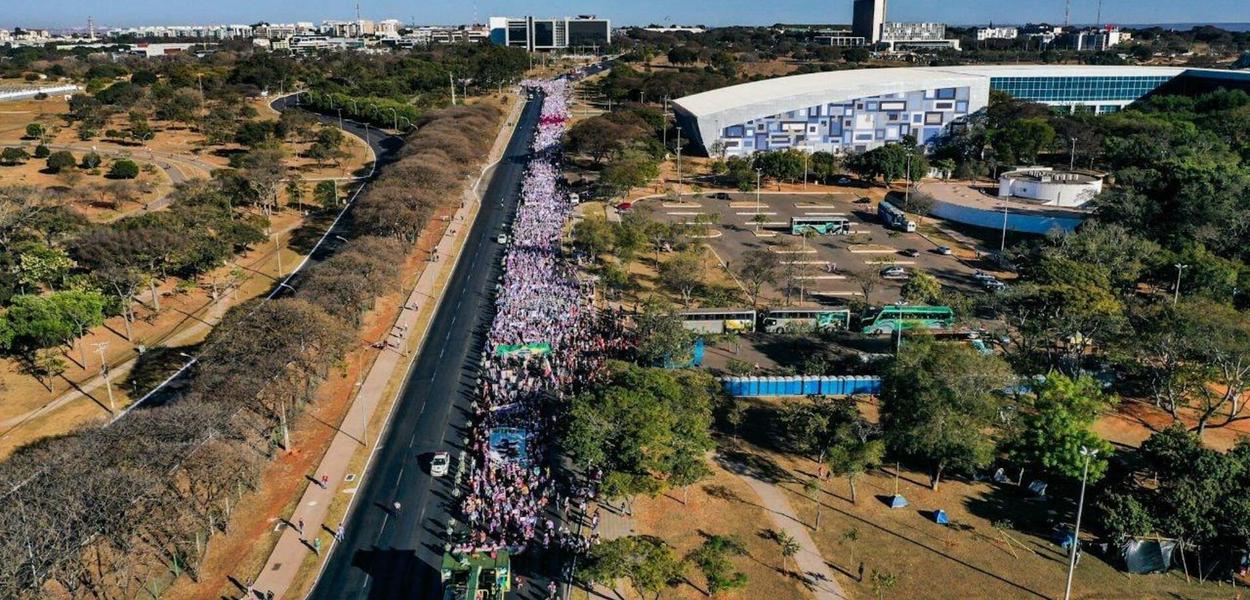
left=305, top=93, right=544, bottom=600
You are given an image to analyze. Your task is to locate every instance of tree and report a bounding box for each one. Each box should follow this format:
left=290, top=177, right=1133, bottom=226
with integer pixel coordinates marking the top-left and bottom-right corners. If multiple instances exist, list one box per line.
left=314, top=180, right=339, bottom=208
left=849, top=267, right=883, bottom=305
left=15, top=243, right=75, bottom=291
left=565, top=362, right=716, bottom=508
left=101, top=179, right=138, bottom=209
left=583, top=536, right=685, bottom=600
left=869, top=569, right=899, bottom=600
left=634, top=299, right=696, bottom=367
left=900, top=270, right=942, bottom=304
left=573, top=215, right=615, bottom=263
left=991, top=118, right=1055, bottom=165
left=881, top=337, right=1013, bottom=489
left=127, top=111, right=154, bottom=142
left=667, top=46, right=700, bottom=65
left=2, top=293, right=80, bottom=353
left=45, top=150, right=76, bottom=173
left=774, top=530, right=800, bottom=572
left=602, top=150, right=660, bottom=198
left=737, top=248, right=779, bottom=308
left=239, top=148, right=287, bottom=214
left=0, top=147, right=29, bottom=166
left=79, top=151, right=102, bottom=170
left=24, top=123, right=44, bottom=140
left=285, top=176, right=305, bottom=211
left=659, top=249, right=704, bottom=306
left=1006, top=373, right=1115, bottom=482
left=686, top=535, right=748, bottom=596
left=33, top=144, right=50, bottom=159
left=49, top=290, right=108, bottom=366
left=108, top=159, right=139, bottom=179
left=827, top=424, right=886, bottom=505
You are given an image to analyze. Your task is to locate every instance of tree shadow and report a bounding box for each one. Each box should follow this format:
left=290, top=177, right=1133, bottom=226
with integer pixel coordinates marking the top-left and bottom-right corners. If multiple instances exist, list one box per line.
left=123, top=343, right=201, bottom=399
left=715, top=447, right=794, bottom=486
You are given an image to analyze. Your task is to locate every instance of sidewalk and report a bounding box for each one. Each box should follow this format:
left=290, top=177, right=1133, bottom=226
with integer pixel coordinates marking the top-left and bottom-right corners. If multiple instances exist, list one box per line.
left=248, top=92, right=526, bottom=599
left=727, top=459, right=851, bottom=600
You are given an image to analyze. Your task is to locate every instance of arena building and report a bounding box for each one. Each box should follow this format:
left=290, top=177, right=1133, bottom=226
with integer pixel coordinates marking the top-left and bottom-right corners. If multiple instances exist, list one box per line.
left=673, top=65, right=1250, bottom=157
left=998, top=168, right=1104, bottom=208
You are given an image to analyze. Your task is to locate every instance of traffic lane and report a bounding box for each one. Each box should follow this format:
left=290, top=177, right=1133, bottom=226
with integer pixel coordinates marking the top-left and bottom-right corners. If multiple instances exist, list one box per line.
left=305, top=94, right=541, bottom=600
left=269, top=95, right=402, bottom=165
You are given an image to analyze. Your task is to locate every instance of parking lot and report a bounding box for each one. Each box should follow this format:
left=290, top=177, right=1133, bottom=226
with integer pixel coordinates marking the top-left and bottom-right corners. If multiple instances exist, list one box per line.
left=639, top=191, right=1000, bottom=305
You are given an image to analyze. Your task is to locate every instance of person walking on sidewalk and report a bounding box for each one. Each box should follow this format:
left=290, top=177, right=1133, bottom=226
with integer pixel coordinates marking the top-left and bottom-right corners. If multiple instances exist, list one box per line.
left=392, top=501, right=402, bottom=515
left=336, top=524, right=345, bottom=542
left=297, top=518, right=304, bottom=534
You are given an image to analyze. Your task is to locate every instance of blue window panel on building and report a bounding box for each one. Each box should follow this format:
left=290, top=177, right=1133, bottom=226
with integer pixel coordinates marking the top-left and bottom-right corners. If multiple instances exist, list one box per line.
left=755, top=134, right=769, bottom=150
left=913, top=113, right=923, bottom=123
left=724, top=125, right=745, bottom=138
left=956, top=100, right=968, bottom=113
left=936, top=88, right=957, bottom=99
left=922, top=127, right=942, bottom=142
left=866, top=101, right=878, bottom=111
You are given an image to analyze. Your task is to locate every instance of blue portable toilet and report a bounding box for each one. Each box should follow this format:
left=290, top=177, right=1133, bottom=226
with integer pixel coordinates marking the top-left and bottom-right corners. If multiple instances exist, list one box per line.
left=783, top=376, right=802, bottom=396
left=890, top=494, right=909, bottom=509
left=802, top=376, right=821, bottom=396
left=744, top=376, right=759, bottom=397
left=934, top=509, right=950, bottom=525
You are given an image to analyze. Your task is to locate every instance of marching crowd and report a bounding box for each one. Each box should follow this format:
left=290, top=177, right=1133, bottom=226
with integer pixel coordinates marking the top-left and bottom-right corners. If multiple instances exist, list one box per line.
left=455, top=80, right=626, bottom=555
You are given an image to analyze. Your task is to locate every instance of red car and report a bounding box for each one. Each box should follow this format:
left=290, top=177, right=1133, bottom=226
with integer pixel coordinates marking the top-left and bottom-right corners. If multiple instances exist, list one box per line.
left=616, top=202, right=633, bottom=212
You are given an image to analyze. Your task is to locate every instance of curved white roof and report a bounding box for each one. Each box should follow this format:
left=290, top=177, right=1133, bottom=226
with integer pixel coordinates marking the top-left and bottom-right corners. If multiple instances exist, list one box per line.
left=675, top=65, right=1191, bottom=118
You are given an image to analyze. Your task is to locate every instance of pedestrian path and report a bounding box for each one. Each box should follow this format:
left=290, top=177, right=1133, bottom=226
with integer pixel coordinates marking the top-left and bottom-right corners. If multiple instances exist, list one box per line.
left=246, top=92, right=526, bottom=600
left=728, top=460, right=851, bottom=600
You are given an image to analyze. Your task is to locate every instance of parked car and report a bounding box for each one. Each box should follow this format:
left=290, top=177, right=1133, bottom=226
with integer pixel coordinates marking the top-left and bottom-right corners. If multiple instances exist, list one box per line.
left=983, top=279, right=1007, bottom=292
left=711, top=192, right=732, bottom=200
left=880, top=266, right=907, bottom=278
left=430, top=452, right=450, bottom=477
left=496, top=233, right=509, bottom=244
left=936, top=245, right=952, bottom=255
left=972, top=270, right=996, bottom=282
left=900, top=248, right=920, bottom=257
left=837, top=177, right=852, bottom=185
left=615, top=202, right=633, bottom=212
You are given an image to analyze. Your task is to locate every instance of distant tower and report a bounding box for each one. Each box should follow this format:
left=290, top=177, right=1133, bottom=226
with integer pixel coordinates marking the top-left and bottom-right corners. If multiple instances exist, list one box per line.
left=852, top=0, right=886, bottom=44
left=356, top=2, right=361, bottom=21
left=1064, top=0, right=1071, bottom=27
left=87, top=16, right=96, bottom=40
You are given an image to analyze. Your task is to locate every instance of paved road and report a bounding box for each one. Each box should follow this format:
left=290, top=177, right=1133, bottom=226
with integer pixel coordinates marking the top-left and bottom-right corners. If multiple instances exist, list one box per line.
left=305, top=93, right=544, bottom=600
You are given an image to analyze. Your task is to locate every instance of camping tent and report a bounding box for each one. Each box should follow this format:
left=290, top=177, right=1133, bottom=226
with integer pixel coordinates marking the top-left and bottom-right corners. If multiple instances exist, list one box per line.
left=889, top=494, right=909, bottom=509
left=933, top=509, right=949, bottom=525
left=1122, top=539, right=1177, bottom=574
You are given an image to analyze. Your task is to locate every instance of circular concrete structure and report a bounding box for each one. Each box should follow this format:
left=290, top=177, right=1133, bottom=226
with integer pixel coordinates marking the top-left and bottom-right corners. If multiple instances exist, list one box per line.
left=997, top=168, right=1103, bottom=207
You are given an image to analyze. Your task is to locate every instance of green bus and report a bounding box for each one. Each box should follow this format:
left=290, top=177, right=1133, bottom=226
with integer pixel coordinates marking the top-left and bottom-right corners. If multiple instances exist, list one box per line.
left=790, top=216, right=851, bottom=236
left=763, top=307, right=852, bottom=333
left=679, top=308, right=757, bottom=334
left=860, top=305, right=955, bottom=335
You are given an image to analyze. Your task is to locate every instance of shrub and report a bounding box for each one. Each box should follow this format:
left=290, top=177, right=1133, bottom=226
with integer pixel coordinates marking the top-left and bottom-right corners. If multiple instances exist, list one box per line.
left=33, top=144, right=51, bottom=158
left=80, top=152, right=102, bottom=169
left=45, top=151, right=77, bottom=173
left=0, top=147, right=29, bottom=166
left=108, top=159, right=140, bottom=179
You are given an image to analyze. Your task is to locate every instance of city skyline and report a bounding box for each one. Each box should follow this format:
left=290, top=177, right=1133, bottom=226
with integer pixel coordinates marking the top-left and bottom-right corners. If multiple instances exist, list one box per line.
left=3, top=0, right=1248, bottom=30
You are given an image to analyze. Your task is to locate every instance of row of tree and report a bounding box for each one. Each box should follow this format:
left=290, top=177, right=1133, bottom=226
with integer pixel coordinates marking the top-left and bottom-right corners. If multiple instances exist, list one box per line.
left=0, top=101, right=504, bottom=598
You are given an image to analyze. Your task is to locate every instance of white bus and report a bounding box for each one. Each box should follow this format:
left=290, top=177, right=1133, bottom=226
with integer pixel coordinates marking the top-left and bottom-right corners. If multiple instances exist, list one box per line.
left=678, top=308, right=757, bottom=334
left=762, top=308, right=852, bottom=333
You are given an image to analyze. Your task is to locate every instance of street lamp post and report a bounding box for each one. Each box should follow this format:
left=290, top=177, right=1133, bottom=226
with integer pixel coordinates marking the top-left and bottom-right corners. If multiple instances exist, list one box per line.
left=894, top=300, right=906, bottom=354
left=337, top=108, right=344, bottom=132
left=803, top=151, right=809, bottom=190
left=999, top=204, right=1009, bottom=253
left=1173, top=263, right=1189, bottom=305
left=93, top=342, right=115, bottom=413
left=755, top=169, right=762, bottom=216
left=1063, top=447, right=1098, bottom=600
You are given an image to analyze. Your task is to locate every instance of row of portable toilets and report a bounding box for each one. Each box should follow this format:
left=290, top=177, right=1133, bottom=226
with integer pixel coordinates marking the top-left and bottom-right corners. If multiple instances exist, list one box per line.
left=721, top=376, right=882, bottom=397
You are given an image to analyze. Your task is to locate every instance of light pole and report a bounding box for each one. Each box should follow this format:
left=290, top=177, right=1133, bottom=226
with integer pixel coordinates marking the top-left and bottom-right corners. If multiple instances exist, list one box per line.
left=803, top=151, right=809, bottom=190
left=337, top=108, right=344, bottom=132
left=1063, top=447, right=1098, bottom=600
left=905, top=153, right=912, bottom=207
left=1173, top=263, right=1189, bottom=305
left=755, top=169, right=763, bottom=216
left=1070, top=137, right=1078, bottom=171
left=894, top=300, right=906, bottom=354
left=999, top=204, right=1009, bottom=253
left=675, top=129, right=683, bottom=198
left=93, top=342, right=115, bottom=413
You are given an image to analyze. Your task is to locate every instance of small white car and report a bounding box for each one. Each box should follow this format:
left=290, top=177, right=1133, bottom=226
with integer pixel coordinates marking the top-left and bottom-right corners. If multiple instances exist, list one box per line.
left=430, top=452, right=450, bottom=477
left=569, top=193, right=581, bottom=204
left=880, top=266, right=907, bottom=279
left=496, top=233, right=509, bottom=245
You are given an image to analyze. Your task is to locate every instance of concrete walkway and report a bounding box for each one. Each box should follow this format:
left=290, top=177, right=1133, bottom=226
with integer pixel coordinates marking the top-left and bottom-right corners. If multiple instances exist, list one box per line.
left=247, top=92, right=526, bottom=599
left=726, top=457, right=851, bottom=600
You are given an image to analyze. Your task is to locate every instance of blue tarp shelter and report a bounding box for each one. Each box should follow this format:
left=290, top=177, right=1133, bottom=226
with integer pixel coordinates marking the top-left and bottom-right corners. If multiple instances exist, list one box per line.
left=933, top=509, right=949, bottom=524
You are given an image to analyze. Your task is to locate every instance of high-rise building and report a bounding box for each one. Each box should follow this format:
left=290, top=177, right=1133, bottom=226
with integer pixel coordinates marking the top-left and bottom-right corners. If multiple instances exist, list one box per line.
left=488, top=16, right=610, bottom=52
left=852, top=0, right=886, bottom=44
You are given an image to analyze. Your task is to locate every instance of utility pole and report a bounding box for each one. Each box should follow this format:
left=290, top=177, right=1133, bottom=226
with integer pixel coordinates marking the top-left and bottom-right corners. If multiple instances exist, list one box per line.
left=803, top=151, right=809, bottom=190
left=1070, top=137, right=1078, bottom=171
left=337, top=108, right=344, bottom=131
left=662, top=96, right=670, bottom=149
left=1063, top=447, right=1097, bottom=600
left=675, top=128, right=683, bottom=198
left=1064, top=0, right=1071, bottom=27
left=1173, top=263, right=1189, bottom=305
left=93, top=342, right=115, bottom=413
left=449, top=73, right=457, bottom=105
left=274, top=233, right=283, bottom=276
left=280, top=401, right=291, bottom=451
left=905, top=153, right=912, bottom=207
left=894, top=301, right=906, bottom=353
left=755, top=169, right=762, bottom=216
left=1000, top=205, right=1009, bottom=252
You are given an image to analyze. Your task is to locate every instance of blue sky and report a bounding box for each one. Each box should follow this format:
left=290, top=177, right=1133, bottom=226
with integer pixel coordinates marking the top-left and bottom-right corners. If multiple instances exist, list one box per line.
left=5, top=0, right=1249, bottom=29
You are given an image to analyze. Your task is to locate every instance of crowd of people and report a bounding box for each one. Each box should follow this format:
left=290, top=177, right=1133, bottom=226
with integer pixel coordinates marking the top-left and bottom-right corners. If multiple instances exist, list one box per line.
left=455, top=80, right=627, bottom=555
